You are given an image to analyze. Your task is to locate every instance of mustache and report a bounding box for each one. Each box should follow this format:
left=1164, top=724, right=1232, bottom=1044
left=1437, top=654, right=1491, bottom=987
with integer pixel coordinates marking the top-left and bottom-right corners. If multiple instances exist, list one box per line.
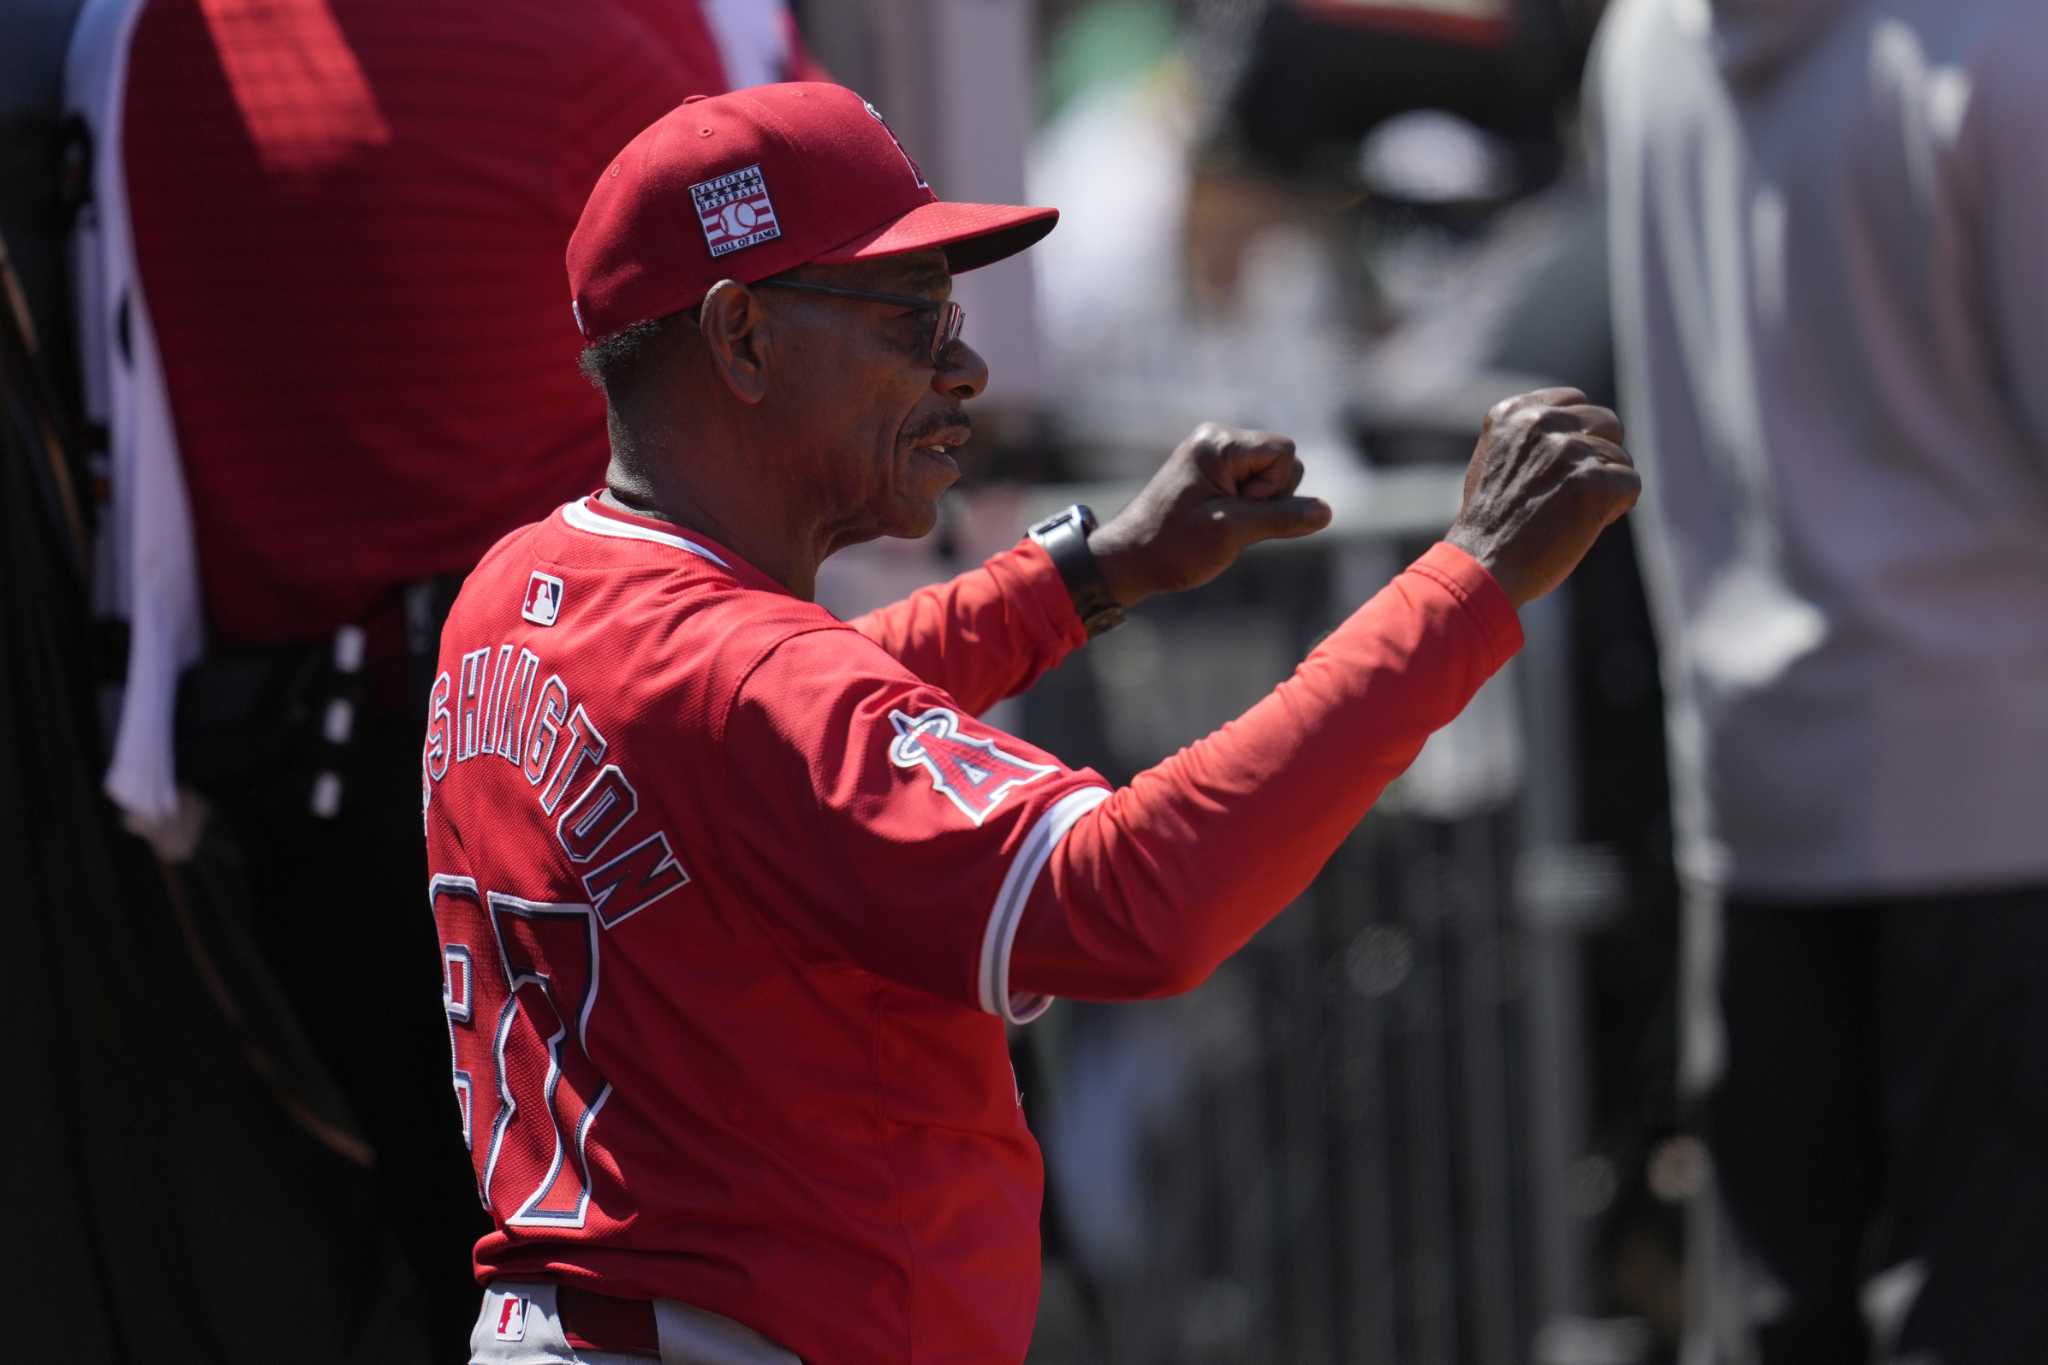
left=901, top=410, right=972, bottom=443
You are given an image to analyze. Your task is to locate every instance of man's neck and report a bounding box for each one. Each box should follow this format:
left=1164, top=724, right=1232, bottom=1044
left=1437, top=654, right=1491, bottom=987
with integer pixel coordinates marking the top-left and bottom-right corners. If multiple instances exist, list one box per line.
left=599, top=483, right=820, bottom=601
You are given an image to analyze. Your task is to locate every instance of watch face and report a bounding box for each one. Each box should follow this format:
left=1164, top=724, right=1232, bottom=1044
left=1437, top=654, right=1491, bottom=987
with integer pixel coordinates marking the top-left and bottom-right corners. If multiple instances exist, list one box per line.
left=1030, top=505, right=1092, bottom=540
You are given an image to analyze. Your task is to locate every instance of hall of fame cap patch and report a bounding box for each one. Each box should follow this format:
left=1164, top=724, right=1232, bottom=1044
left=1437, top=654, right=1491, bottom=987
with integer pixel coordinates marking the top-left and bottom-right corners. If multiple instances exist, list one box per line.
left=692, top=163, right=781, bottom=259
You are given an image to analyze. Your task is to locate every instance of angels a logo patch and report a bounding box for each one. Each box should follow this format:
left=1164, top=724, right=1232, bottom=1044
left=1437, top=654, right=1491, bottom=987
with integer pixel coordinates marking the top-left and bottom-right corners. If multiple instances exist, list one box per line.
left=889, top=708, right=1053, bottom=825
left=862, top=99, right=930, bottom=191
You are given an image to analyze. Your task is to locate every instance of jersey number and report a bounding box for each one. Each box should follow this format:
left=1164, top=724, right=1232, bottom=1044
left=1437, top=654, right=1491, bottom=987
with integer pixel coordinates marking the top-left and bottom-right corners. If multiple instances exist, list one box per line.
left=431, top=875, right=611, bottom=1228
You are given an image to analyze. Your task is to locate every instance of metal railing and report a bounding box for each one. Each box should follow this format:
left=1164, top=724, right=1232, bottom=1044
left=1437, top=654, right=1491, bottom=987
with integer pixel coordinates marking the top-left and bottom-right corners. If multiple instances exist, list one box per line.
left=1011, top=467, right=1618, bottom=1364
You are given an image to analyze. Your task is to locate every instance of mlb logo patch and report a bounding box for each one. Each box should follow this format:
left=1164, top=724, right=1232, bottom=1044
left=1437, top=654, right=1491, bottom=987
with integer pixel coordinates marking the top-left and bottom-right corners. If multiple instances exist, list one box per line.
left=493, top=1293, right=527, bottom=1342
left=691, top=163, right=781, bottom=258
left=522, top=571, right=563, bottom=627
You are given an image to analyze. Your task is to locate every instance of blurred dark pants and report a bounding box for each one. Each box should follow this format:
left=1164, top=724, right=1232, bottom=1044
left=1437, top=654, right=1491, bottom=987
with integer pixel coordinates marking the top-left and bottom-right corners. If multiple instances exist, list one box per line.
left=180, top=619, right=486, bottom=1360
left=1681, top=884, right=2048, bottom=1365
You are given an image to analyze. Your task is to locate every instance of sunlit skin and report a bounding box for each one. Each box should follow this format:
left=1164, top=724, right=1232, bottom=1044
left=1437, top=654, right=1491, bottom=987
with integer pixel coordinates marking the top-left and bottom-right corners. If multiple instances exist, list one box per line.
left=600, top=247, right=985, bottom=601
left=770, top=250, right=984, bottom=550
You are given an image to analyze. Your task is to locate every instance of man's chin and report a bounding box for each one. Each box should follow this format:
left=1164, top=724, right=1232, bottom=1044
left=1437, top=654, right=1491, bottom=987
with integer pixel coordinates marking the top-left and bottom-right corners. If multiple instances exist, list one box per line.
left=896, top=460, right=959, bottom=536
left=890, top=498, right=943, bottom=541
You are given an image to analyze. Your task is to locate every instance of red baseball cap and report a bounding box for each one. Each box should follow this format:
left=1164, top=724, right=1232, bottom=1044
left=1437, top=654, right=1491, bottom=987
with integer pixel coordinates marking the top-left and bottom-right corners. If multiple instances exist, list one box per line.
left=567, top=82, right=1058, bottom=342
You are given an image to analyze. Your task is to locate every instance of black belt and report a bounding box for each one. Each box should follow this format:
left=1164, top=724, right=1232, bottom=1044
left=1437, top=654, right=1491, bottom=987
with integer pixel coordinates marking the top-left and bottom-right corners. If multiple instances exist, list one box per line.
left=555, top=1283, right=661, bottom=1358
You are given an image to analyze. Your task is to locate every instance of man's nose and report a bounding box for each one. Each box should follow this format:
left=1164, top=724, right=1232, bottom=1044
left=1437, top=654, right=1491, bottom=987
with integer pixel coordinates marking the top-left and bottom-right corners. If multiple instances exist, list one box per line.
left=933, top=339, right=988, bottom=402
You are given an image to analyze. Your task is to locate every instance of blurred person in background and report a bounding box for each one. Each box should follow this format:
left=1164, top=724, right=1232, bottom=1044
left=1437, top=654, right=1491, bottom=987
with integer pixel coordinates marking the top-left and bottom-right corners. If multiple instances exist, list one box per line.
left=64, top=0, right=815, bottom=1355
left=1592, top=1, right=2048, bottom=1362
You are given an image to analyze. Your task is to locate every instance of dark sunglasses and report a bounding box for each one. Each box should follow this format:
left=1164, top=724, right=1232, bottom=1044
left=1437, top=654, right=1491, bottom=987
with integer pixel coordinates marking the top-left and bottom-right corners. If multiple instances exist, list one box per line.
left=754, top=280, right=964, bottom=365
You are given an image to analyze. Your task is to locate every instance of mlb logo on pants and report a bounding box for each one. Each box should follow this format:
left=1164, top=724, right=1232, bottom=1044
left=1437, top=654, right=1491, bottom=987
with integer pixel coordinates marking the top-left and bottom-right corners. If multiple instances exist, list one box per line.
left=523, top=571, right=563, bottom=627
left=494, top=1293, right=527, bottom=1342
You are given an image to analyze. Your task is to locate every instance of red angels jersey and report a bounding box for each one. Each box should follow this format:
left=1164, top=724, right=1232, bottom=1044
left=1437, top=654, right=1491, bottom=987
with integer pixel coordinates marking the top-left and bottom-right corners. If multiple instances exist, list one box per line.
left=422, top=494, right=1106, bottom=1364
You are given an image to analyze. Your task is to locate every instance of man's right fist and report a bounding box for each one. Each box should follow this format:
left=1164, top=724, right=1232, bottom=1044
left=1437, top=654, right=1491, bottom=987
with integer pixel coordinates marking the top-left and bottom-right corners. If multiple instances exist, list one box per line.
left=1445, top=388, right=1641, bottom=608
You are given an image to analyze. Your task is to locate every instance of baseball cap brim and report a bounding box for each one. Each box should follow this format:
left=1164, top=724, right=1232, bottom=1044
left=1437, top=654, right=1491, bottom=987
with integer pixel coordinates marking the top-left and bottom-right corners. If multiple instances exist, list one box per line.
left=811, top=199, right=1059, bottom=275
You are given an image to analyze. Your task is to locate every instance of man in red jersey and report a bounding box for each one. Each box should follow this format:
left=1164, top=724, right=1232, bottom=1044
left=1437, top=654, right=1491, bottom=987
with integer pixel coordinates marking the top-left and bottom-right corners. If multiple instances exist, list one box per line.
left=427, top=82, right=1638, bottom=1364
left=91, top=5, right=811, bottom=1353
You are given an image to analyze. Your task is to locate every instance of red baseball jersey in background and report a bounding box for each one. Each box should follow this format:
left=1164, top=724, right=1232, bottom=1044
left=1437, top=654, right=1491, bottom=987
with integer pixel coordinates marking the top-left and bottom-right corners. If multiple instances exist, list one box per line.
left=424, top=494, right=1103, bottom=1363
left=121, top=0, right=733, bottom=646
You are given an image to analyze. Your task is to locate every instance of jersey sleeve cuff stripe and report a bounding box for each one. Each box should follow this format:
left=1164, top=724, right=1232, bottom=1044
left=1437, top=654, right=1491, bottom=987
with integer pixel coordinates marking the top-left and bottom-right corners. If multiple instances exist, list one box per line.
left=980, top=784, right=1111, bottom=1025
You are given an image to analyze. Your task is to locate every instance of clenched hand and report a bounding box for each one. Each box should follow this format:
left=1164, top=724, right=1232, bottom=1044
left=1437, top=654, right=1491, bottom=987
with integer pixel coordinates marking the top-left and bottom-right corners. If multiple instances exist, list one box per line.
left=1446, top=389, right=1641, bottom=607
left=1088, top=423, right=1334, bottom=608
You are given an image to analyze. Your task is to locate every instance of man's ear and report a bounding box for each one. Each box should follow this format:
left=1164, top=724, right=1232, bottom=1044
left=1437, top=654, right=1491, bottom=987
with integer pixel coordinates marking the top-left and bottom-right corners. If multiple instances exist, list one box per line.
left=698, top=280, right=770, bottom=406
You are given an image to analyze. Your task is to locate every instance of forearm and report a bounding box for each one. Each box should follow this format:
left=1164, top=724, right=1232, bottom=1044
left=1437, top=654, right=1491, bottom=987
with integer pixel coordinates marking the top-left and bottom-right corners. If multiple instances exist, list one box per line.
left=850, top=540, right=1085, bottom=716
left=1011, top=543, right=1521, bottom=1000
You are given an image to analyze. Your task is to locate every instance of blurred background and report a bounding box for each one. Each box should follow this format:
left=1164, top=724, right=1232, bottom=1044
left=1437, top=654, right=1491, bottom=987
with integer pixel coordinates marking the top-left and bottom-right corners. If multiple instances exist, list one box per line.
left=14, top=1, right=2009, bottom=1363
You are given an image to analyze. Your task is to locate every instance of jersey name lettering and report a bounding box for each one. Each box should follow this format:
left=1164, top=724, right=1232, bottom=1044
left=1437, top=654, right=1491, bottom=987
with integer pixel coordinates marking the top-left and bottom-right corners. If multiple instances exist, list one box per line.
left=888, top=706, right=1054, bottom=826
left=427, top=641, right=689, bottom=928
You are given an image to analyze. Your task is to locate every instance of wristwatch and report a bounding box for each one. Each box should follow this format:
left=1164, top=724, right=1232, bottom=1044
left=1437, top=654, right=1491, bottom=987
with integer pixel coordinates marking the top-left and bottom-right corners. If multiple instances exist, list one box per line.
left=1026, top=503, right=1126, bottom=639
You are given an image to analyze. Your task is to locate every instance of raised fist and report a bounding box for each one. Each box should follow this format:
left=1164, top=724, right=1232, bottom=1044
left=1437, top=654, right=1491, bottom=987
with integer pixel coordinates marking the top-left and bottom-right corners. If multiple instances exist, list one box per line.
left=1088, top=423, right=1334, bottom=607
left=1446, top=388, right=1641, bottom=608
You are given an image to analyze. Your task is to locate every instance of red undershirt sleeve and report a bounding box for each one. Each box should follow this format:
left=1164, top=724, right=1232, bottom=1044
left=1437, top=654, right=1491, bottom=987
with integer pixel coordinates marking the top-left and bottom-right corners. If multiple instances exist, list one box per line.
left=849, top=540, right=1087, bottom=717
left=1011, top=542, right=1523, bottom=1001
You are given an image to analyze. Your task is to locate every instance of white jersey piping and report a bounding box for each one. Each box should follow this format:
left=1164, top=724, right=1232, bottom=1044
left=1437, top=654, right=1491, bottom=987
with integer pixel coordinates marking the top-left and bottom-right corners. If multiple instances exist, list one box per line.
left=560, top=499, right=732, bottom=568
left=980, top=785, right=1111, bottom=1024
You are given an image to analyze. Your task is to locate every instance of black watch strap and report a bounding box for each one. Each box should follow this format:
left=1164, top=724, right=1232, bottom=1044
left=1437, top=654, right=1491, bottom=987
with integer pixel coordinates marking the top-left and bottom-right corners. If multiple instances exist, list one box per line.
left=1027, top=503, right=1126, bottom=639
